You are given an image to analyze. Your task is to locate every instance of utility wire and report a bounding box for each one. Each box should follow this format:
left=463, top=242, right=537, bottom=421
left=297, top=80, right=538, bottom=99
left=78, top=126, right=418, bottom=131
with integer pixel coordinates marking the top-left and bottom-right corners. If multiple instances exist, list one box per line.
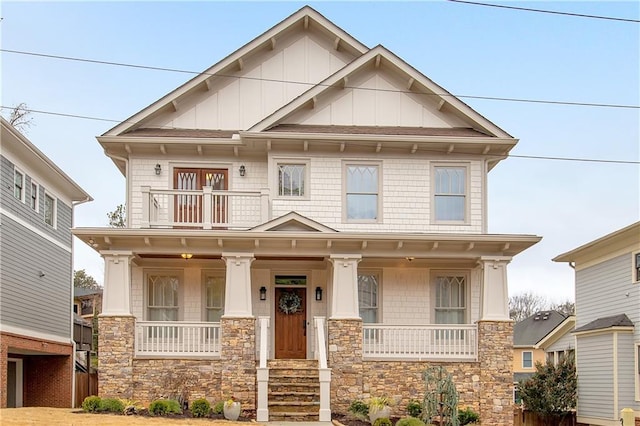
left=2, top=48, right=638, bottom=110
left=447, top=0, right=640, bottom=23
left=2, top=105, right=637, bottom=165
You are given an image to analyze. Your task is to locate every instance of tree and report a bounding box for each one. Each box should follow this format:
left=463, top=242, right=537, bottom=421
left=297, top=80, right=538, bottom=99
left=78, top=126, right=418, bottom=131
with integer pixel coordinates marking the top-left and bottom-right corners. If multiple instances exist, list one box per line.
left=73, top=269, right=100, bottom=289
left=550, top=300, right=575, bottom=317
left=519, top=357, right=576, bottom=424
left=509, top=291, right=548, bottom=322
left=107, top=204, right=126, bottom=227
left=4, top=102, right=34, bottom=132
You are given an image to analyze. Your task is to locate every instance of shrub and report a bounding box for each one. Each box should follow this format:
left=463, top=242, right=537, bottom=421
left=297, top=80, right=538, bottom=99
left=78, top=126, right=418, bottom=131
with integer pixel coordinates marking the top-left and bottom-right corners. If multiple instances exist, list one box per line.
left=99, top=397, right=124, bottom=413
left=212, top=400, right=225, bottom=414
left=406, top=400, right=423, bottom=418
left=458, top=407, right=480, bottom=425
left=81, top=395, right=101, bottom=412
left=119, top=398, right=142, bottom=415
left=374, top=418, right=393, bottom=426
left=149, top=399, right=183, bottom=416
left=396, top=417, right=426, bottom=426
left=191, top=398, right=211, bottom=418
left=349, top=399, right=370, bottom=420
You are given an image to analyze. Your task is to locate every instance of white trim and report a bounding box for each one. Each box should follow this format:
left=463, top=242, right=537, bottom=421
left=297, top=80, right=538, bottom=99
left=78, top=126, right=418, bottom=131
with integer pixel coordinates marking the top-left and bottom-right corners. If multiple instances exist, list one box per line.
left=431, top=270, right=470, bottom=324
left=6, top=358, right=24, bottom=408
left=576, top=416, right=620, bottom=426
left=358, top=269, right=382, bottom=324
left=43, top=191, right=57, bottom=228
left=342, top=160, right=383, bottom=224
left=144, top=270, right=184, bottom=321
left=271, top=157, right=311, bottom=200
left=1, top=324, right=72, bottom=345
left=635, top=341, right=640, bottom=402
left=0, top=207, right=71, bottom=252
left=632, top=250, right=640, bottom=284
left=431, top=162, right=470, bottom=225
left=202, top=270, right=226, bottom=322
left=613, top=332, right=618, bottom=418
left=573, top=326, right=634, bottom=338
left=13, top=167, right=26, bottom=203
left=30, top=180, right=39, bottom=212
left=521, top=350, right=533, bottom=369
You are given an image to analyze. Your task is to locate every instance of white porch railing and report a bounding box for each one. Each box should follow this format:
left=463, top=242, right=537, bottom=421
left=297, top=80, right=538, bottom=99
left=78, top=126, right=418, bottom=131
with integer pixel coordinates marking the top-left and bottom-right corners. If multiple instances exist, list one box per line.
left=135, top=321, right=221, bottom=357
left=256, top=317, right=270, bottom=422
left=141, top=186, right=269, bottom=229
left=362, top=324, right=477, bottom=360
left=314, top=317, right=331, bottom=422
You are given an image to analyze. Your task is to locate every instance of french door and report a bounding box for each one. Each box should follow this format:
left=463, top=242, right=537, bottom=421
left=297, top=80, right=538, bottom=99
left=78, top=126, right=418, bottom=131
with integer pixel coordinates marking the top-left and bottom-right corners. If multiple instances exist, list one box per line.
left=173, top=168, right=227, bottom=227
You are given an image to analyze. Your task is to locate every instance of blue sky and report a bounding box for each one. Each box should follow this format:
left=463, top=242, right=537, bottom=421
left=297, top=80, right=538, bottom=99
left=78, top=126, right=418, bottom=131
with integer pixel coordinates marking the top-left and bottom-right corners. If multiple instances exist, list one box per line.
left=2, top=1, right=638, bottom=303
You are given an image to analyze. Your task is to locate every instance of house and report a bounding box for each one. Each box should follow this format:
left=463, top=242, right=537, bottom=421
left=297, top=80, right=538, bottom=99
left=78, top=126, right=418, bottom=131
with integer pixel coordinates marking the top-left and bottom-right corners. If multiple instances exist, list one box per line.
left=0, top=117, right=92, bottom=408
left=554, top=222, right=639, bottom=426
left=73, top=287, right=103, bottom=320
left=72, top=6, right=541, bottom=423
left=512, top=311, right=574, bottom=402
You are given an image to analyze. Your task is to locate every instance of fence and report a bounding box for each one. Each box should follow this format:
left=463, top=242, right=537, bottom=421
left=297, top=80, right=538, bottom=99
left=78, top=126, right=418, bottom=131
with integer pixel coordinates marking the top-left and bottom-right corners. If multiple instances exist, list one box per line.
left=513, top=408, right=576, bottom=426
left=75, top=372, right=98, bottom=407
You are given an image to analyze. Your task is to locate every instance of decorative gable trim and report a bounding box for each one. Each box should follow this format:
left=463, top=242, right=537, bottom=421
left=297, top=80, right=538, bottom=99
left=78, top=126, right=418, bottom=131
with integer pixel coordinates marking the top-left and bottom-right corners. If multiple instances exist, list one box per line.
left=250, top=211, right=338, bottom=233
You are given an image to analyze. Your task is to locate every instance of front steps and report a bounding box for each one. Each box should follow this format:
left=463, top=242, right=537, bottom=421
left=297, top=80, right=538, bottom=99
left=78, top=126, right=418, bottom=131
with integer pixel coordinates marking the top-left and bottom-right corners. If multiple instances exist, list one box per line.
left=267, top=359, right=321, bottom=421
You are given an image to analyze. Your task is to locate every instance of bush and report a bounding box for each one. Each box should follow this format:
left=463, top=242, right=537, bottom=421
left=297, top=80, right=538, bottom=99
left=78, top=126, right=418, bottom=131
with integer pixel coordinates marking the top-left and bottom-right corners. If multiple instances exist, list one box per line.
left=119, top=398, right=142, bottom=415
left=458, top=407, right=480, bottom=425
left=81, top=395, right=101, bottom=412
left=406, top=400, right=423, bottom=418
left=349, top=399, right=370, bottom=420
left=212, top=400, right=225, bottom=414
left=519, top=357, right=576, bottom=419
left=374, top=418, right=393, bottom=426
left=396, top=417, right=426, bottom=426
left=191, top=398, right=211, bottom=418
left=99, top=397, right=124, bottom=413
left=148, top=399, right=183, bottom=416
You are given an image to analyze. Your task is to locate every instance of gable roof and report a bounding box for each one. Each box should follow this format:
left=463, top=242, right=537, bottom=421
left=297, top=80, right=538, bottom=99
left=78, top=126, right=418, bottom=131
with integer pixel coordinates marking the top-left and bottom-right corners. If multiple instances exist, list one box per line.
left=250, top=211, right=338, bottom=233
left=104, top=6, right=369, bottom=136
left=514, top=310, right=567, bottom=347
left=553, top=221, right=640, bottom=263
left=534, top=315, right=575, bottom=349
left=246, top=44, right=513, bottom=139
left=573, top=313, right=634, bottom=334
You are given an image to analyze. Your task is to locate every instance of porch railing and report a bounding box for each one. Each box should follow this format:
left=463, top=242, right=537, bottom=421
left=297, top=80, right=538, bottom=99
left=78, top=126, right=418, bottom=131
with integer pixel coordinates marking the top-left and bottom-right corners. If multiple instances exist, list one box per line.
left=135, top=321, right=221, bottom=357
left=141, top=186, right=270, bottom=229
left=362, top=324, right=477, bottom=360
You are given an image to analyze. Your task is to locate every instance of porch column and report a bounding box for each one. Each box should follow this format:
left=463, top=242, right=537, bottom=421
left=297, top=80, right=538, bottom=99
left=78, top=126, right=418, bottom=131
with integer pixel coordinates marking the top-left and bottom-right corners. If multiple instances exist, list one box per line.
left=222, top=252, right=255, bottom=317
left=98, top=251, right=135, bottom=400
left=477, top=256, right=514, bottom=425
left=329, top=254, right=361, bottom=319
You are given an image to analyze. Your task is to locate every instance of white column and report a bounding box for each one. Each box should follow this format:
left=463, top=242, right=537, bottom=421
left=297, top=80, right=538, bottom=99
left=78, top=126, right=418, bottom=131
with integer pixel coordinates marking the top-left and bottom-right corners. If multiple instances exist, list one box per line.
left=222, top=252, right=255, bottom=317
left=329, top=254, right=361, bottom=319
left=478, top=256, right=512, bottom=321
left=100, top=251, right=134, bottom=316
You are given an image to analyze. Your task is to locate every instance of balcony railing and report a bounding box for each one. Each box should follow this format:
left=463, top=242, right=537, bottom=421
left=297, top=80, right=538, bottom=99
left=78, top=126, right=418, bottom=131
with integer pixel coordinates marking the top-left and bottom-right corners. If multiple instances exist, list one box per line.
left=362, top=324, right=477, bottom=360
left=141, top=186, right=269, bottom=229
left=135, top=321, right=221, bottom=357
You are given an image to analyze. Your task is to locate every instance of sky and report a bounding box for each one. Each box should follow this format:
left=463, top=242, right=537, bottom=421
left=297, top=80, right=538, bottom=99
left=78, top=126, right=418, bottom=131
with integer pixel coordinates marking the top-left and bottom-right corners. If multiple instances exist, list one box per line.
left=1, top=1, right=638, bottom=304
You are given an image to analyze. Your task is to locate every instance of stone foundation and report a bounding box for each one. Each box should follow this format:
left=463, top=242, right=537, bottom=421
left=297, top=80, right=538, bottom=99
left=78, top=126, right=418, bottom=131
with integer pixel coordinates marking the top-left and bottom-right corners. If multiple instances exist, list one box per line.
left=328, top=318, right=364, bottom=413
left=98, top=316, right=135, bottom=399
left=220, top=317, right=257, bottom=411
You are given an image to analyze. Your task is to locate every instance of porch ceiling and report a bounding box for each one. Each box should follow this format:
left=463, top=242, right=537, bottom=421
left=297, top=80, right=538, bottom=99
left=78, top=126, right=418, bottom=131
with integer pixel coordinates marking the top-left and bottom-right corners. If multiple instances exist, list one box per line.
left=73, top=227, right=541, bottom=261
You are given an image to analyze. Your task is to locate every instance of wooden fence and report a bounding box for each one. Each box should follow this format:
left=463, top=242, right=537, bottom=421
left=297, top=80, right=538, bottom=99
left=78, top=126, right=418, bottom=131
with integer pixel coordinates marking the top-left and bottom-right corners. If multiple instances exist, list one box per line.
left=514, top=408, right=576, bottom=426
left=75, top=372, right=98, bottom=407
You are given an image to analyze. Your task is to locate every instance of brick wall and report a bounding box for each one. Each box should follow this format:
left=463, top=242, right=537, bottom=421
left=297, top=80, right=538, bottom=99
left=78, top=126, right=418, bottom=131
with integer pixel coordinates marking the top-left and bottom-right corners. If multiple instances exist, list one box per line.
left=0, top=332, right=73, bottom=408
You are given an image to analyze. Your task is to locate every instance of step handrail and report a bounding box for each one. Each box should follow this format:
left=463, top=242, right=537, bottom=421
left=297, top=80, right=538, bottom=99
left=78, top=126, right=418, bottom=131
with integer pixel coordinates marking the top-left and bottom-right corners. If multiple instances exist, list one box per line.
left=314, top=316, right=327, bottom=369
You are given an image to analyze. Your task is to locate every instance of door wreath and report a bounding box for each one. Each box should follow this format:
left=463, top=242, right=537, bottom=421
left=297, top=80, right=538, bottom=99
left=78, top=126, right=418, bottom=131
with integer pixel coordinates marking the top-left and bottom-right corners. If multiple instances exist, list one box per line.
left=278, top=291, right=302, bottom=314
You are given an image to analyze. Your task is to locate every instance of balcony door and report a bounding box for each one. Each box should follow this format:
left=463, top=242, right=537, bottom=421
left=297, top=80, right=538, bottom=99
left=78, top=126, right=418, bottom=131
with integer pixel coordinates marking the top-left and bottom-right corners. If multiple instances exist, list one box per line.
left=173, top=168, right=227, bottom=227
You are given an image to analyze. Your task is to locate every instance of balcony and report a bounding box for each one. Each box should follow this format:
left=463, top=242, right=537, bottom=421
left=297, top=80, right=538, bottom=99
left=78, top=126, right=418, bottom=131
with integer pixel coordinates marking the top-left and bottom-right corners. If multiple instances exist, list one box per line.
left=362, top=324, right=477, bottom=360
left=134, top=321, right=221, bottom=357
left=141, top=187, right=269, bottom=229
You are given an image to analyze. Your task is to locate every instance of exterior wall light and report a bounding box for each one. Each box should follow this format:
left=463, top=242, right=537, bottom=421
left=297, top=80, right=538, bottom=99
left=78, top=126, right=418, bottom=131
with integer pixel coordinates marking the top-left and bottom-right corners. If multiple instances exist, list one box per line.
left=155, top=164, right=162, bottom=175
left=315, top=286, right=323, bottom=301
left=180, top=253, right=193, bottom=259
left=259, top=286, right=267, bottom=301
left=239, top=165, right=246, bottom=177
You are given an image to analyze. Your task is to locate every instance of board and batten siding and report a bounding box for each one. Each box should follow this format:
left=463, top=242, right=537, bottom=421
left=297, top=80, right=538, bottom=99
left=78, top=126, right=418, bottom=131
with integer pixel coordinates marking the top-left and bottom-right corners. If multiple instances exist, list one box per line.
left=0, top=215, right=72, bottom=338
left=576, top=332, right=615, bottom=419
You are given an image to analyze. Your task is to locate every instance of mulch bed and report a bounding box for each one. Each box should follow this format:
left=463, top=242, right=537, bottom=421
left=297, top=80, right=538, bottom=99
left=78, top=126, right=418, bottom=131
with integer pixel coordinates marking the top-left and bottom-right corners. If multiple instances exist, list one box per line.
left=74, top=408, right=255, bottom=421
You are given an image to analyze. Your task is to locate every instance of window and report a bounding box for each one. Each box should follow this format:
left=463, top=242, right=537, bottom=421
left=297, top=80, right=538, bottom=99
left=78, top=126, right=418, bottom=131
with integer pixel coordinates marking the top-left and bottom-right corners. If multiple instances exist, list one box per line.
left=434, top=166, right=466, bottom=222
left=147, top=274, right=179, bottom=321
left=523, top=351, right=533, bottom=368
left=434, top=274, right=467, bottom=324
left=30, top=182, right=39, bottom=211
left=346, top=164, right=379, bottom=221
left=634, top=251, right=640, bottom=283
left=13, top=170, right=24, bottom=201
left=204, top=274, right=224, bottom=322
left=546, top=352, right=555, bottom=364
left=44, top=193, right=55, bottom=226
left=278, top=164, right=305, bottom=197
left=358, top=273, right=379, bottom=323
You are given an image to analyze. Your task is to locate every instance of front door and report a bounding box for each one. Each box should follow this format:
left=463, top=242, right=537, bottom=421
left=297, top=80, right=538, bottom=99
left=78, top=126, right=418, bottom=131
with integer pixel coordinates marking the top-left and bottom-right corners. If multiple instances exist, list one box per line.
left=275, top=287, right=307, bottom=359
left=173, top=168, right=227, bottom=227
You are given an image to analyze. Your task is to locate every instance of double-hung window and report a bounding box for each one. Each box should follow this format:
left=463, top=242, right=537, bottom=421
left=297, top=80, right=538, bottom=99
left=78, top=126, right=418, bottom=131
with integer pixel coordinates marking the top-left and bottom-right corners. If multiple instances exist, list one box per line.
left=434, top=166, right=467, bottom=222
left=44, top=193, right=56, bottom=226
left=147, top=274, right=180, bottom=321
left=522, top=351, right=533, bottom=368
left=204, top=274, right=225, bottom=322
left=278, top=163, right=306, bottom=197
left=345, top=164, right=380, bottom=222
left=358, top=272, right=379, bottom=323
left=14, top=170, right=24, bottom=201
left=433, top=273, right=467, bottom=324
left=634, top=251, right=640, bottom=283
left=30, top=182, right=39, bottom=211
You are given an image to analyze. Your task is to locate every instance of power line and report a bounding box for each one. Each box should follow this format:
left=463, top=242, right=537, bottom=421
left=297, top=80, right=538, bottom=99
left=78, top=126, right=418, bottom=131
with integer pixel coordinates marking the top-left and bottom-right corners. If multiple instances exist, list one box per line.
left=2, top=48, right=638, bottom=110
left=447, top=0, right=640, bottom=23
left=2, top=105, right=637, bottom=165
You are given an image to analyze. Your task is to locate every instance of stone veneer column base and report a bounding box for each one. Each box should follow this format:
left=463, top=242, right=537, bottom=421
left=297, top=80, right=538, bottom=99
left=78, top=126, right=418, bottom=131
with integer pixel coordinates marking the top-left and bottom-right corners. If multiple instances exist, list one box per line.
left=478, top=320, right=514, bottom=426
left=98, top=316, right=135, bottom=399
left=328, top=318, right=363, bottom=414
left=220, top=317, right=256, bottom=411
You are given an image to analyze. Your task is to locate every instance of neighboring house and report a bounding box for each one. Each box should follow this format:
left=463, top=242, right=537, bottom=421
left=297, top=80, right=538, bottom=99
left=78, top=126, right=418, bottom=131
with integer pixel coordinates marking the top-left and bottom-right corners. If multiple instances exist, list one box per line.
left=72, top=7, right=541, bottom=423
left=0, top=117, right=92, bottom=408
left=554, top=222, right=640, bottom=426
left=73, top=287, right=103, bottom=320
left=512, top=311, right=574, bottom=402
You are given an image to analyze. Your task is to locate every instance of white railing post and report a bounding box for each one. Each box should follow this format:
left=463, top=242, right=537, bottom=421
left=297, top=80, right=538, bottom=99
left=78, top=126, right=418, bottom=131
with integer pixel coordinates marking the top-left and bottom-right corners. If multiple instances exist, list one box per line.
left=314, top=316, right=331, bottom=421
left=202, top=186, right=212, bottom=230
left=134, top=322, right=221, bottom=356
left=260, top=188, right=270, bottom=223
left=256, top=316, right=270, bottom=422
left=141, top=186, right=150, bottom=228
